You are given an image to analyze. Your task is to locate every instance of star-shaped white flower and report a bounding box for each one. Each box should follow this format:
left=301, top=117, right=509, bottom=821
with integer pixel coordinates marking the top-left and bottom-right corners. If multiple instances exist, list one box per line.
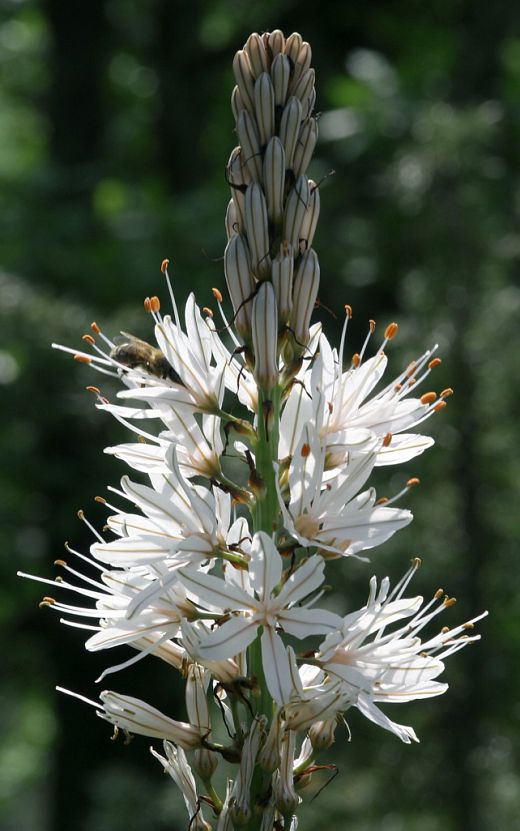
left=278, top=424, right=412, bottom=558
left=178, top=531, right=342, bottom=704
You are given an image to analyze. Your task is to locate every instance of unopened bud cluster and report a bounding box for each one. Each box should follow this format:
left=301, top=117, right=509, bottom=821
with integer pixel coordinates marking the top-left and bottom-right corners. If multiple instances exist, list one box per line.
left=225, top=30, right=320, bottom=385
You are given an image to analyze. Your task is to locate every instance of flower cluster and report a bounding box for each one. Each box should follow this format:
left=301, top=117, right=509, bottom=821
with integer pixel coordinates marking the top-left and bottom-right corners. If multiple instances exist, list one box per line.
left=22, top=29, right=485, bottom=831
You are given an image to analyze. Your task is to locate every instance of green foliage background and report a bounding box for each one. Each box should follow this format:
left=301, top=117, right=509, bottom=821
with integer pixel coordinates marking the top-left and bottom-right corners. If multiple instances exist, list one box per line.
left=1, top=1, right=519, bottom=829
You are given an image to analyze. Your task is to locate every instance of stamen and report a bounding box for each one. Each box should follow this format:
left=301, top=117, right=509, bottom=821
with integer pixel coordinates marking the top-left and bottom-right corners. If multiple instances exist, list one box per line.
left=161, top=261, right=182, bottom=329
left=212, top=287, right=223, bottom=303
left=77, top=509, right=106, bottom=543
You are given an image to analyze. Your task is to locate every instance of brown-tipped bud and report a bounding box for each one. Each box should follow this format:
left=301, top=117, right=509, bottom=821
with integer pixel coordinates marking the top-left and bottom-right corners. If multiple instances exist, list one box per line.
left=252, top=281, right=279, bottom=390
left=231, top=85, right=245, bottom=122
left=308, top=719, right=337, bottom=751
left=283, top=175, right=310, bottom=254
left=269, top=29, right=285, bottom=57
left=290, top=248, right=320, bottom=347
left=271, top=53, right=291, bottom=107
left=299, top=180, right=320, bottom=249
left=233, top=50, right=255, bottom=113
left=224, top=234, right=256, bottom=342
left=245, top=32, right=268, bottom=78
left=254, top=72, right=275, bottom=145
left=225, top=198, right=240, bottom=239
left=236, top=109, right=262, bottom=182
left=293, top=118, right=318, bottom=178
left=272, top=242, right=294, bottom=324
left=263, top=136, right=286, bottom=223
left=284, top=32, right=303, bottom=64
left=244, top=183, right=271, bottom=279
left=279, top=96, right=303, bottom=170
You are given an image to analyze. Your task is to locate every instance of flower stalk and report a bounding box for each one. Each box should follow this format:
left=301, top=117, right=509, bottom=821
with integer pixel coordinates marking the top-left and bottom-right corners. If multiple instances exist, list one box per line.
left=21, top=28, right=486, bottom=831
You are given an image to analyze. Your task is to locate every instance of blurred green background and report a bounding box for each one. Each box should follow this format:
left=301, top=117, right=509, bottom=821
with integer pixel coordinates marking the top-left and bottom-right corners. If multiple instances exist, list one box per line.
left=1, top=1, right=519, bottom=829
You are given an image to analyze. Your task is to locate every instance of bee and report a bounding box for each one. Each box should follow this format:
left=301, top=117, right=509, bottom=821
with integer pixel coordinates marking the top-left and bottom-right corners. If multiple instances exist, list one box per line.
left=110, top=333, right=181, bottom=383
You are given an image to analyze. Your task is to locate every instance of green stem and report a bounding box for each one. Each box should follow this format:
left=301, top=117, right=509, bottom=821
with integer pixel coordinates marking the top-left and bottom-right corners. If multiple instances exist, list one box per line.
left=252, top=385, right=281, bottom=535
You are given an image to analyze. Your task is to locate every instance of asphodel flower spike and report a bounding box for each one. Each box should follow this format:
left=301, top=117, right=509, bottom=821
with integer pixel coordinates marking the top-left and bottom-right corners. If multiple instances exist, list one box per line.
left=24, top=29, right=484, bottom=831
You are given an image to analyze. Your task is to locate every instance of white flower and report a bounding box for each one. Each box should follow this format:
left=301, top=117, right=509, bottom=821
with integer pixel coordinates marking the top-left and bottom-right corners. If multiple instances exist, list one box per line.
left=278, top=424, right=412, bottom=558
left=279, top=320, right=446, bottom=469
left=177, top=531, right=343, bottom=704
left=316, top=562, right=487, bottom=743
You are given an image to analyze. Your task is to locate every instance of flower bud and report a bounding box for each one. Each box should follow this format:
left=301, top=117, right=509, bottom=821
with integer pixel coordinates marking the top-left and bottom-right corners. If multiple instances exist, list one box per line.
left=308, top=718, right=337, bottom=751
left=230, top=716, right=267, bottom=825
left=272, top=242, right=294, bottom=323
left=292, top=67, right=315, bottom=106
left=279, top=97, right=302, bottom=170
left=244, top=183, right=271, bottom=279
left=225, top=198, right=239, bottom=239
left=236, top=109, right=262, bottom=182
left=233, top=49, right=255, bottom=113
left=271, top=53, right=291, bottom=107
left=227, top=146, right=250, bottom=227
left=299, top=180, right=320, bottom=249
left=273, top=730, right=300, bottom=815
left=231, top=85, right=244, bottom=122
left=99, top=691, right=202, bottom=749
left=283, top=175, right=310, bottom=255
left=252, top=281, right=279, bottom=390
left=245, top=32, right=268, bottom=78
left=284, top=32, right=302, bottom=65
left=263, top=137, right=285, bottom=223
left=291, top=41, right=312, bottom=90
left=293, top=118, right=318, bottom=178
left=290, top=248, right=320, bottom=348
left=193, top=747, right=218, bottom=781
left=224, top=234, right=256, bottom=342
left=269, top=29, right=285, bottom=57
left=303, top=86, right=316, bottom=119
left=258, top=711, right=285, bottom=772
left=185, top=664, right=210, bottom=731
left=254, top=72, right=275, bottom=146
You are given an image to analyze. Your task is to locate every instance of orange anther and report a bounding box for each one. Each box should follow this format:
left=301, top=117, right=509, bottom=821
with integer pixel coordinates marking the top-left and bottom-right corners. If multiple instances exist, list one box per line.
left=434, top=400, right=447, bottom=412
left=407, top=477, right=420, bottom=487
left=463, top=622, right=475, bottom=630
left=86, top=386, right=100, bottom=394
left=144, top=297, right=152, bottom=312
left=301, top=442, right=311, bottom=457
left=394, top=383, right=402, bottom=392
left=382, top=432, right=392, bottom=447
left=441, top=626, right=450, bottom=633
left=440, top=388, right=453, bottom=398
left=384, top=322, right=398, bottom=340
left=428, top=357, right=442, bottom=369
left=406, top=362, right=416, bottom=377
left=54, top=559, right=67, bottom=567
left=420, top=392, right=437, bottom=405
left=94, top=496, right=106, bottom=504
left=77, top=509, right=84, bottom=519
left=369, top=319, right=376, bottom=332
left=137, top=435, right=146, bottom=443
left=202, top=306, right=214, bottom=317
left=161, top=258, right=169, bottom=273
left=150, top=296, right=161, bottom=313
left=412, top=557, right=422, bottom=568
left=90, top=321, right=101, bottom=334
left=351, top=353, right=360, bottom=367
left=434, top=588, right=444, bottom=599
left=39, top=597, right=55, bottom=607
left=74, top=354, right=92, bottom=363
left=212, top=287, right=223, bottom=303
left=344, top=304, right=353, bottom=319
left=376, top=496, right=388, bottom=505
left=100, top=396, right=110, bottom=405
left=444, top=597, right=457, bottom=607
left=82, top=334, right=95, bottom=345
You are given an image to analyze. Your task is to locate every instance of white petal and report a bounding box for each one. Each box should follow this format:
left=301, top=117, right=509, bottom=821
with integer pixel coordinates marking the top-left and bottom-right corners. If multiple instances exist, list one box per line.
left=249, top=532, right=282, bottom=600
left=261, top=628, right=293, bottom=704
